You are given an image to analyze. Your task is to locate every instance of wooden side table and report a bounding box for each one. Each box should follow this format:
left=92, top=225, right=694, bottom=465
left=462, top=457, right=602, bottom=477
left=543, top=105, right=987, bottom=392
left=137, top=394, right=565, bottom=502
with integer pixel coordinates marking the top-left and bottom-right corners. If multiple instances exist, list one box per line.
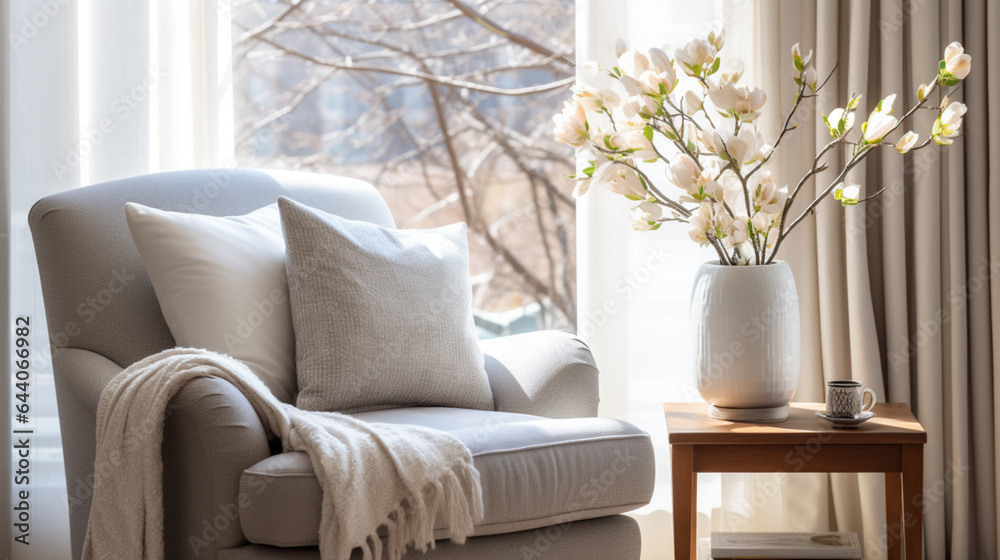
left=664, top=402, right=927, bottom=560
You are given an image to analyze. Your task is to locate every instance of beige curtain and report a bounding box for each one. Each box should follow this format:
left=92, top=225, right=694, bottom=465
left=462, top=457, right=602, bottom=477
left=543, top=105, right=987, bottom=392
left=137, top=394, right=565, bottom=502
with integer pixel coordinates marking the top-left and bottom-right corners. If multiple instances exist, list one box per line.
left=757, top=1, right=999, bottom=558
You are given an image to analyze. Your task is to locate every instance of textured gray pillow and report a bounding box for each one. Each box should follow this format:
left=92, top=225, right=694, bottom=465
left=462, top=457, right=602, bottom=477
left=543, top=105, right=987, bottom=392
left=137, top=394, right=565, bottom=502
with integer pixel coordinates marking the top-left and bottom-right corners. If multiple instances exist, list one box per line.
left=278, top=197, right=494, bottom=413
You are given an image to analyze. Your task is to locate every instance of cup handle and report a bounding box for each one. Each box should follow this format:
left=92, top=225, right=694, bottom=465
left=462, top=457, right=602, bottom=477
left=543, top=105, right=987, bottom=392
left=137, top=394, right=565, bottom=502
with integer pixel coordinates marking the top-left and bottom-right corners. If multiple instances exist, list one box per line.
left=862, top=388, right=877, bottom=412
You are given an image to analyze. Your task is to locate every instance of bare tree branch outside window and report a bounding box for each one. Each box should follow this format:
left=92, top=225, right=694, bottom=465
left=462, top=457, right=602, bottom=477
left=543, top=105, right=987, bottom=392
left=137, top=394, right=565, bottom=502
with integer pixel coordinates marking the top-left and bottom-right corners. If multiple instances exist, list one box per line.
left=232, top=0, right=577, bottom=331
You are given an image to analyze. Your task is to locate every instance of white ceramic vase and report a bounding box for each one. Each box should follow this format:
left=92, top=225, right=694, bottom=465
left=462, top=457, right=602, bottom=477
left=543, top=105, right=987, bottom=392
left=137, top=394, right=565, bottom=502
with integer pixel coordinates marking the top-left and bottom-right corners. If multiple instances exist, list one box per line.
left=690, top=260, right=800, bottom=422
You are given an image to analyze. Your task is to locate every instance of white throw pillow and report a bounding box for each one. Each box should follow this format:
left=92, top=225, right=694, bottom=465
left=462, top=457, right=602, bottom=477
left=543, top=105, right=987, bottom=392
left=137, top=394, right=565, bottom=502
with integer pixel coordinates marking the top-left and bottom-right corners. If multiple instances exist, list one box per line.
left=278, top=197, right=494, bottom=413
left=125, top=202, right=296, bottom=403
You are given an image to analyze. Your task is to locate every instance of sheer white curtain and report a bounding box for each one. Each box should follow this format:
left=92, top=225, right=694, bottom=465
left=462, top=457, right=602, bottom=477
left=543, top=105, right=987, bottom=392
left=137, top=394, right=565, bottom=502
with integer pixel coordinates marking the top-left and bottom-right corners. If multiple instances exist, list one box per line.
left=576, top=2, right=830, bottom=558
left=2, top=2, right=233, bottom=557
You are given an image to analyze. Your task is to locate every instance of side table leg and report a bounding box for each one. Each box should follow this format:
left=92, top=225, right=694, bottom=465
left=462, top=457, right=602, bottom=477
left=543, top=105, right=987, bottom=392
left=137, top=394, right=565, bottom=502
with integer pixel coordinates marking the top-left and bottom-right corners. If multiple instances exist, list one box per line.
left=901, top=445, right=923, bottom=560
left=885, top=472, right=902, bottom=560
left=671, top=444, right=696, bottom=560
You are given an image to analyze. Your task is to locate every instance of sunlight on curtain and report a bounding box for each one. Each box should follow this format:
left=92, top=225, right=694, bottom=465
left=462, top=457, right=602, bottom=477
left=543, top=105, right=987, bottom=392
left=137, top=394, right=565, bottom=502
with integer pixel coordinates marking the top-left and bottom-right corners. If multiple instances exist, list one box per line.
left=576, top=1, right=764, bottom=558
left=4, top=2, right=232, bottom=558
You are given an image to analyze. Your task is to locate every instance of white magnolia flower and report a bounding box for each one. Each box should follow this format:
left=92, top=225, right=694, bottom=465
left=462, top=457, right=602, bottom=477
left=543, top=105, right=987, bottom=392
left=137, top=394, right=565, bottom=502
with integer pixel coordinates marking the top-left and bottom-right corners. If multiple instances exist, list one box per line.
left=765, top=221, right=781, bottom=247
left=668, top=153, right=701, bottom=191
left=617, top=113, right=646, bottom=132
left=579, top=61, right=613, bottom=90
left=791, top=42, right=813, bottom=70
left=619, top=94, right=658, bottom=121
left=618, top=75, right=645, bottom=97
left=752, top=171, right=788, bottom=214
left=618, top=50, right=652, bottom=78
left=933, top=101, right=967, bottom=145
left=751, top=211, right=773, bottom=232
left=648, top=47, right=673, bottom=74
left=616, top=97, right=652, bottom=131
left=553, top=99, right=588, bottom=147
left=725, top=216, right=748, bottom=247
left=684, top=89, right=704, bottom=113
left=571, top=156, right=603, bottom=199
left=630, top=201, right=663, bottom=231
left=825, top=107, right=855, bottom=138
left=862, top=94, right=899, bottom=143
left=707, top=24, right=726, bottom=51
left=688, top=202, right=731, bottom=247
left=593, top=164, right=646, bottom=198
left=688, top=226, right=708, bottom=245
left=943, top=41, right=971, bottom=80
left=715, top=62, right=744, bottom=85
left=718, top=168, right=743, bottom=203
left=698, top=127, right=720, bottom=154
left=683, top=121, right=700, bottom=148
left=941, top=100, right=967, bottom=124
left=712, top=128, right=765, bottom=168
left=835, top=184, right=861, bottom=205
left=801, top=64, right=818, bottom=91
left=917, top=82, right=931, bottom=102
left=708, top=81, right=766, bottom=121
left=675, top=38, right=717, bottom=76
left=638, top=66, right=678, bottom=96
left=571, top=85, right=620, bottom=113
left=895, top=131, right=919, bottom=154
left=619, top=48, right=676, bottom=96
left=667, top=154, right=724, bottom=202
left=616, top=129, right=658, bottom=159
left=586, top=114, right=617, bottom=147
left=615, top=38, right=628, bottom=58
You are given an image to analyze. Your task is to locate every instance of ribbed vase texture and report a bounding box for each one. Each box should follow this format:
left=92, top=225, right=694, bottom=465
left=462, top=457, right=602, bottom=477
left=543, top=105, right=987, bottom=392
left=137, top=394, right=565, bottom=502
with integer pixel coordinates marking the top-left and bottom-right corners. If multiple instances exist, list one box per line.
left=690, top=261, right=800, bottom=409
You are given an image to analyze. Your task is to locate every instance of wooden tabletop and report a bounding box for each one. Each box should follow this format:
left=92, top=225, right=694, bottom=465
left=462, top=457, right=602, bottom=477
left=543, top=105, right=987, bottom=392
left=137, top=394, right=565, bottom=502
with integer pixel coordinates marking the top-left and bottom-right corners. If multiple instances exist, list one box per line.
left=665, top=402, right=927, bottom=445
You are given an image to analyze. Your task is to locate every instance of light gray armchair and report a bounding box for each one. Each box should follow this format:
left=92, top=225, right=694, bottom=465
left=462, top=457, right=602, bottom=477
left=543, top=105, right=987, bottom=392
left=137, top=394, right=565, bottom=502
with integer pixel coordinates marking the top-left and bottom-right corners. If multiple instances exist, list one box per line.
left=29, top=169, right=655, bottom=560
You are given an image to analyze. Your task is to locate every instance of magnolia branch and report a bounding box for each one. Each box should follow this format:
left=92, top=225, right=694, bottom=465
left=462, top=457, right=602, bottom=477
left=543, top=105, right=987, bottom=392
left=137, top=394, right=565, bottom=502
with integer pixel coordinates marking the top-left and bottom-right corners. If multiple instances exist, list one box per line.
left=767, top=72, right=942, bottom=262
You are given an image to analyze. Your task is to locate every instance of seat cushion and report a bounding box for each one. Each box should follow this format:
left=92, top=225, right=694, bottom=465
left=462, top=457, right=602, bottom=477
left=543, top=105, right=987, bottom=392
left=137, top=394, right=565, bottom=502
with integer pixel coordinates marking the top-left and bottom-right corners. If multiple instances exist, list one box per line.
left=238, top=408, right=655, bottom=547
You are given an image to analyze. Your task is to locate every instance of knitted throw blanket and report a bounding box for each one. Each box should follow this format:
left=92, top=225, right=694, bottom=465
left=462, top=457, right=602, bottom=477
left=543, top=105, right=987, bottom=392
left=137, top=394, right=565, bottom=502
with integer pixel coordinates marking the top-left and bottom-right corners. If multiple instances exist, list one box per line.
left=82, top=348, right=483, bottom=560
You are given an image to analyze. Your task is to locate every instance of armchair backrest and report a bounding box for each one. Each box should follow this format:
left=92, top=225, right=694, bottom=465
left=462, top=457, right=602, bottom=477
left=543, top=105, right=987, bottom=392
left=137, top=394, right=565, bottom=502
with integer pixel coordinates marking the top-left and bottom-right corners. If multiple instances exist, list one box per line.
left=29, top=168, right=395, bottom=369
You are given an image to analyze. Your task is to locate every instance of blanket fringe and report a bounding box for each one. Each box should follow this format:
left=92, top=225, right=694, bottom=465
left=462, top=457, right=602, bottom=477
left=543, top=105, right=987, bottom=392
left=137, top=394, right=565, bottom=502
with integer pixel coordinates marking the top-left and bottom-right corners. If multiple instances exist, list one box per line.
left=375, top=458, right=483, bottom=560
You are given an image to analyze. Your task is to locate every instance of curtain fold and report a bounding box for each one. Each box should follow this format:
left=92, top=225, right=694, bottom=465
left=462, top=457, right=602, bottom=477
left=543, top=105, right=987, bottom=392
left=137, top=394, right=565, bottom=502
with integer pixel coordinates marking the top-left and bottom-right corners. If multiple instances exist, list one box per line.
left=578, top=0, right=999, bottom=558
left=758, top=1, right=1000, bottom=558
left=968, top=1, right=1000, bottom=556
left=2, top=2, right=233, bottom=558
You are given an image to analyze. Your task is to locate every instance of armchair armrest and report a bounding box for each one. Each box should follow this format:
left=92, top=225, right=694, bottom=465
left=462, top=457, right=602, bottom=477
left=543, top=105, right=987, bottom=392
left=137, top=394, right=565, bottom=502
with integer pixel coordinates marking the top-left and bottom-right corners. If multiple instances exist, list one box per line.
left=53, top=349, right=272, bottom=560
left=58, top=347, right=123, bottom=413
left=162, top=376, right=273, bottom=559
left=52, top=348, right=122, bottom=560
left=480, top=330, right=599, bottom=418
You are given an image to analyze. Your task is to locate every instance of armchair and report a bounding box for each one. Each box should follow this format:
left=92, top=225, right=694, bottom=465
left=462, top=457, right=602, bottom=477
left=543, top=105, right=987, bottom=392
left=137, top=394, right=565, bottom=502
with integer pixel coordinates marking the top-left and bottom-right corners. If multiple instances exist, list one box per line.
left=29, top=169, right=655, bottom=560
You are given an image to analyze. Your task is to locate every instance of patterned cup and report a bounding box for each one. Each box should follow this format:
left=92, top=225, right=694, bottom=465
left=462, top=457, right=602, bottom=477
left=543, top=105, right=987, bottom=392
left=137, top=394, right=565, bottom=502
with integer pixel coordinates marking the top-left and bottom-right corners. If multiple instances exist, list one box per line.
left=825, top=380, right=876, bottom=418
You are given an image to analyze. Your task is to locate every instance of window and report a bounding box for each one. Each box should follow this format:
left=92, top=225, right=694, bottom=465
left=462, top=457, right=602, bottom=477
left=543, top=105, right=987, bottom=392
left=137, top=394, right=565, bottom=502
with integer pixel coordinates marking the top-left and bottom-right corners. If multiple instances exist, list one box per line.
left=232, top=0, right=576, bottom=334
